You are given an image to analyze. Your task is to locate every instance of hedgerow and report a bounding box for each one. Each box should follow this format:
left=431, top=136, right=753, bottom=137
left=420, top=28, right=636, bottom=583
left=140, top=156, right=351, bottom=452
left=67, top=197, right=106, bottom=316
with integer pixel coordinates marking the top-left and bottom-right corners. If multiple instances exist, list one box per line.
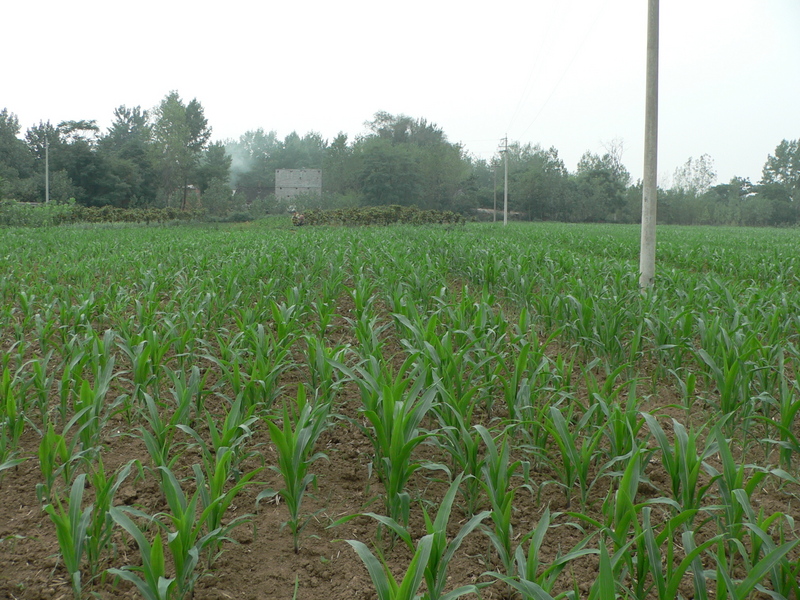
left=0, top=200, right=205, bottom=227
left=301, top=205, right=465, bottom=226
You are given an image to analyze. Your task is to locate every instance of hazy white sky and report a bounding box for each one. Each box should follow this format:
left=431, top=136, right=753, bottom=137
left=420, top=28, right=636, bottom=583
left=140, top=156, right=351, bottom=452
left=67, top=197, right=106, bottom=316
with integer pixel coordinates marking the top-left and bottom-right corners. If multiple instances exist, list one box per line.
left=4, top=0, right=798, bottom=185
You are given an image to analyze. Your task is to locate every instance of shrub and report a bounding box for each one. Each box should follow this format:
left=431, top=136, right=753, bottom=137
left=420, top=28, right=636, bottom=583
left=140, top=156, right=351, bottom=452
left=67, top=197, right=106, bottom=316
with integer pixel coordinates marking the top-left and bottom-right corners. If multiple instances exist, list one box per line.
left=223, top=211, right=253, bottom=223
left=0, top=199, right=76, bottom=227
left=301, top=205, right=465, bottom=227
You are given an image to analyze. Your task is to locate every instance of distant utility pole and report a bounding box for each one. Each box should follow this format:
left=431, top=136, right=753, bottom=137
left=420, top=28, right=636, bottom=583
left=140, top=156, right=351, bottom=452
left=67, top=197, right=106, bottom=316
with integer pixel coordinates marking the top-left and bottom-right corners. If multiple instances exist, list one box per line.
left=639, top=0, right=659, bottom=288
left=499, top=136, right=509, bottom=226
left=45, top=137, right=50, bottom=203
left=493, top=161, right=498, bottom=222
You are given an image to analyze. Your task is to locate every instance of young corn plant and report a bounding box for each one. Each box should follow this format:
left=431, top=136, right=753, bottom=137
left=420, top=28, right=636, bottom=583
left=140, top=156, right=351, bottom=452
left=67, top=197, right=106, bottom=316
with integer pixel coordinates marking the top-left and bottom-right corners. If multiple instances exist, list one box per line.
left=0, top=421, right=26, bottom=483
left=597, top=396, right=646, bottom=470
left=164, top=365, right=207, bottom=431
left=501, top=336, right=558, bottom=450
left=477, top=425, right=533, bottom=580
left=586, top=537, right=631, bottom=600
left=178, top=393, right=258, bottom=480
left=636, top=508, right=723, bottom=600
left=56, top=348, right=88, bottom=426
left=712, top=536, right=800, bottom=600
left=371, top=378, right=447, bottom=527
left=527, top=511, right=595, bottom=592
left=642, top=412, right=719, bottom=515
left=259, top=384, right=330, bottom=553
left=0, top=366, right=27, bottom=454
left=36, top=422, right=70, bottom=503
left=69, top=373, right=117, bottom=454
left=758, top=359, right=800, bottom=469
left=339, top=474, right=491, bottom=600
left=107, top=507, right=175, bottom=600
left=139, top=391, right=188, bottom=470
left=431, top=398, right=485, bottom=517
left=703, top=425, right=766, bottom=549
left=695, top=323, right=760, bottom=430
left=304, top=334, right=349, bottom=404
left=156, top=466, right=226, bottom=598
left=239, top=322, right=295, bottom=411
left=116, top=334, right=159, bottom=407
left=572, top=446, right=703, bottom=599
left=43, top=473, right=93, bottom=600
left=36, top=420, right=93, bottom=502
left=715, top=489, right=800, bottom=599
left=269, top=297, right=306, bottom=345
left=341, top=357, right=448, bottom=527
left=192, top=446, right=262, bottom=564
left=394, top=312, right=471, bottom=401
left=489, top=508, right=598, bottom=599
left=29, top=350, right=57, bottom=427
left=668, top=367, right=698, bottom=412
left=347, top=534, right=434, bottom=600
left=581, top=362, right=636, bottom=425
left=544, top=404, right=605, bottom=509
left=85, top=458, right=137, bottom=579
left=348, top=308, right=391, bottom=357
left=311, top=298, right=337, bottom=336
left=0, top=367, right=25, bottom=479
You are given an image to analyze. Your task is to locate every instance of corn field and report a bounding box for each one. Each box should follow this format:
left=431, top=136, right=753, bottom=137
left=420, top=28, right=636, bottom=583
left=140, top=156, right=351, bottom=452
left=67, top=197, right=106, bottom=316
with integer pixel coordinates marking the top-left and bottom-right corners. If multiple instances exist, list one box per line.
left=1, top=220, right=800, bottom=600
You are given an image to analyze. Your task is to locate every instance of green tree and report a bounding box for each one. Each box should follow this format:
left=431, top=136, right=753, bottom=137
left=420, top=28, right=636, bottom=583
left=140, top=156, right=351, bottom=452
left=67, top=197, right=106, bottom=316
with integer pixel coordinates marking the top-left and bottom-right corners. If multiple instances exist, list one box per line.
left=574, top=148, right=630, bottom=221
left=0, top=109, right=35, bottom=201
left=754, top=182, right=795, bottom=225
left=98, top=106, right=158, bottom=207
left=356, top=112, right=470, bottom=211
left=0, top=109, right=34, bottom=178
left=103, top=106, right=151, bottom=149
left=153, top=91, right=211, bottom=209
left=196, top=142, right=232, bottom=192
left=53, top=120, right=112, bottom=206
left=225, top=128, right=281, bottom=203
left=673, top=154, right=717, bottom=195
left=705, top=177, right=754, bottom=225
left=275, top=131, right=324, bottom=170
left=201, top=178, right=233, bottom=216
left=462, top=157, right=494, bottom=214
left=508, top=143, right=569, bottom=220
left=24, top=121, right=72, bottom=203
left=761, top=140, right=800, bottom=203
left=322, top=132, right=357, bottom=197
left=25, top=121, right=60, bottom=164
left=365, top=111, right=446, bottom=147
left=358, top=138, right=421, bottom=206
left=23, top=119, right=116, bottom=205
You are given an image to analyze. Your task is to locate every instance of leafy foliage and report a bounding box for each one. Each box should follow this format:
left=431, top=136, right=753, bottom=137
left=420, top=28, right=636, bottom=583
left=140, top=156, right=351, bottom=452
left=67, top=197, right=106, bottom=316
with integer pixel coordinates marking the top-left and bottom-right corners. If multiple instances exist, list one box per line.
left=302, top=205, right=465, bottom=227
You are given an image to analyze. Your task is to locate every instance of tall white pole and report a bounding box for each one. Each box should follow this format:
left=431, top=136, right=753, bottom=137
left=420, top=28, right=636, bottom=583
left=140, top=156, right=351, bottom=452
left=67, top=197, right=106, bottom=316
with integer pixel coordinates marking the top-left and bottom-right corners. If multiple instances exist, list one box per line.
left=45, top=136, right=50, bottom=203
left=639, top=0, right=659, bottom=288
left=493, top=162, right=497, bottom=222
left=502, top=136, right=508, bottom=226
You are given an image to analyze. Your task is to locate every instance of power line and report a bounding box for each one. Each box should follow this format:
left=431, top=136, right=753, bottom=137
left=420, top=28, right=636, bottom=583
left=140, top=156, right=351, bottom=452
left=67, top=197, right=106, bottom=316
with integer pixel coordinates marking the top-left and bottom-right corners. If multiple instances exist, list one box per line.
left=505, top=0, right=565, bottom=135
left=514, top=0, right=614, bottom=142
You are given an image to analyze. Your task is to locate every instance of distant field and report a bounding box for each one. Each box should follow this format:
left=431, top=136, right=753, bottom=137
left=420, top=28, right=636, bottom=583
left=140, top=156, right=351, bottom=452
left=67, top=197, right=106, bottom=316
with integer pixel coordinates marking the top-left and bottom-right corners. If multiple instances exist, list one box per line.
left=1, top=220, right=799, bottom=600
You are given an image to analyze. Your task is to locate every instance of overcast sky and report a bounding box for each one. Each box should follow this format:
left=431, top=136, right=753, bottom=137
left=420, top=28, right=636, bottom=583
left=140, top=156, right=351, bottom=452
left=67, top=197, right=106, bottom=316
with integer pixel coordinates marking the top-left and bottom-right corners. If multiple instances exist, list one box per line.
left=4, top=0, right=798, bottom=186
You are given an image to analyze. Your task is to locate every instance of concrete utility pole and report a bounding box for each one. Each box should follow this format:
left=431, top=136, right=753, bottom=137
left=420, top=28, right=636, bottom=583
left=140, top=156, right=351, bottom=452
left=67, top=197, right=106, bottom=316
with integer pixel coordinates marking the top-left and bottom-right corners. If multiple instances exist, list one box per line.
left=639, top=0, right=659, bottom=288
left=45, top=137, right=50, bottom=203
left=493, top=161, right=498, bottom=222
left=500, top=137, right=509, bottom=226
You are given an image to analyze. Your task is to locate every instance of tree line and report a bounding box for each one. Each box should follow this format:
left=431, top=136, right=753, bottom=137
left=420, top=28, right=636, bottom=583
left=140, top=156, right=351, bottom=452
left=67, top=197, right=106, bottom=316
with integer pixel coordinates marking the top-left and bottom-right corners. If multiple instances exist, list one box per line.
left=1, top=92, right=798, bottom=225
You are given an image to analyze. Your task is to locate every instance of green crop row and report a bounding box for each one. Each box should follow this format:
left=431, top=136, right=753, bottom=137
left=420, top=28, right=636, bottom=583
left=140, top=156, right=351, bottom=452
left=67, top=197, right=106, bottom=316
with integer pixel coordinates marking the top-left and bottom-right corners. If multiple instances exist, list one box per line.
left=1, top=220, right=799, bottom=599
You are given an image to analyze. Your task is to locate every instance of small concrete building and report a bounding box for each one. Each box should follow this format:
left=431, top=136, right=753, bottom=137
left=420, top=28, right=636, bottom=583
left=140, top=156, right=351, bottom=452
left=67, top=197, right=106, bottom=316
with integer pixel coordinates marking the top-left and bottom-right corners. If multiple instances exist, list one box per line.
left=275, top=169, right=322, bottom=202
